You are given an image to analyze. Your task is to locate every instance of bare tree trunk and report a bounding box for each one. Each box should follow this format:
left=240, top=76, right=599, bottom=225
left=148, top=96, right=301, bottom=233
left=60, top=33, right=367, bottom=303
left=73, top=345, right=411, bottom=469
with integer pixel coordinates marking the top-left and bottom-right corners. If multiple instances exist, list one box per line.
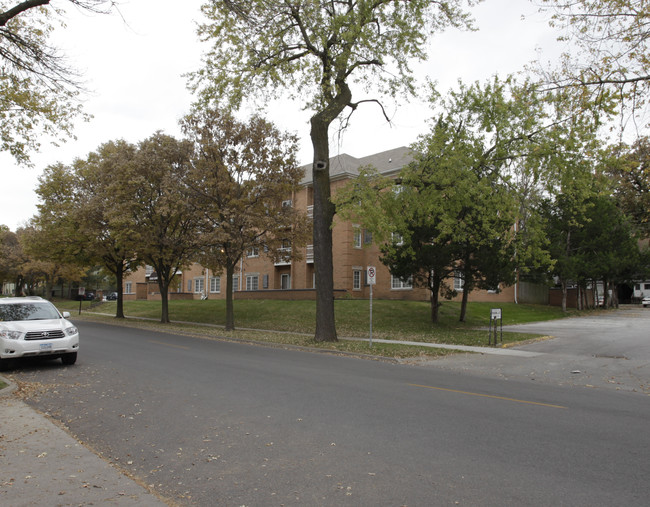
left=158, top=279, right=170, bottom=323
left=429, top=273, right=442, bottom=324
left=561, top=280, right=568, bottom=312
left=310, top=116, right=337, bottom=342
left=14, top=275, right=23, bottom=297
left=115, top=266, right=125, bottom=319
left=225, top=263, right=235, bottom=331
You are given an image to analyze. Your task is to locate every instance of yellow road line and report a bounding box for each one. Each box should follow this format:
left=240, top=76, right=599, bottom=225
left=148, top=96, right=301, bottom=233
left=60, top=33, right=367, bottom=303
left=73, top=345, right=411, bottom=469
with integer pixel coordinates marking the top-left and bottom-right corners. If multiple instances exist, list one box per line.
left=148, top=340, right=190, bottom=350
left=408, top=383, right=568, bottom=409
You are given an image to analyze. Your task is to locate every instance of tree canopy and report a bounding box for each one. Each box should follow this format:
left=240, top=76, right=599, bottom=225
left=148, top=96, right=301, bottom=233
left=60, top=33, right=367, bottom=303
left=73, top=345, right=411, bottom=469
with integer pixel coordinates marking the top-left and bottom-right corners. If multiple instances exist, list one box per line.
left=192, top=0, right=478, bottom=341
left=0, top=0, right=115, bottom=164
left=181, top=107, right=310, bottom=330
left=539, top=0, right=650, bottom=125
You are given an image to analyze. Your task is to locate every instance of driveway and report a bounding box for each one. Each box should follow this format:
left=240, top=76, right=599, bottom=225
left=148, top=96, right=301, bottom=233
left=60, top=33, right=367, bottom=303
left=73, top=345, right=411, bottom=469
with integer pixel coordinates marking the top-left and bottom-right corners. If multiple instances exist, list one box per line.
left=427, top=306, right=650, bottom=394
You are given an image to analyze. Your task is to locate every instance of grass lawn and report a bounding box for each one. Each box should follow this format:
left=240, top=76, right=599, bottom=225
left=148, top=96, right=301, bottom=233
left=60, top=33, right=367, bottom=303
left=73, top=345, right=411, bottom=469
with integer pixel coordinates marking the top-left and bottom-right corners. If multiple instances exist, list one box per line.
left=54, top=298, right=579, bottom=360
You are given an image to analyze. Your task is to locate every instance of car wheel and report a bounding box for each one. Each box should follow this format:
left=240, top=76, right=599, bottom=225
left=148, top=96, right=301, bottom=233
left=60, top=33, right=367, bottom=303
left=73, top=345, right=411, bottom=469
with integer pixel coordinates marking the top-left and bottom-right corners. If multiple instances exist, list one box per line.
left=0, top=358, right=13, bottom=372
left=61, top=352, right=77, bottom=365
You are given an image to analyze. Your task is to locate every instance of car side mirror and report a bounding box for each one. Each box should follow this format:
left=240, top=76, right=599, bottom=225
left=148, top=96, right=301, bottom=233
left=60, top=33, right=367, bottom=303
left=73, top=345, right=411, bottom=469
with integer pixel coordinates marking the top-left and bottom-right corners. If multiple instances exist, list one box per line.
left=62, top=311, right=71, bottom=318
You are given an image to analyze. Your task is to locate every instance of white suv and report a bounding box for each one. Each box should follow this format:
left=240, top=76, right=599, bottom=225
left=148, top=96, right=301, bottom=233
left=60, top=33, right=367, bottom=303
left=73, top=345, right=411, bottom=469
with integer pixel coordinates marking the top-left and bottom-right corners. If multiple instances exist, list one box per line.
left=0, top=297, right=79, bottom=371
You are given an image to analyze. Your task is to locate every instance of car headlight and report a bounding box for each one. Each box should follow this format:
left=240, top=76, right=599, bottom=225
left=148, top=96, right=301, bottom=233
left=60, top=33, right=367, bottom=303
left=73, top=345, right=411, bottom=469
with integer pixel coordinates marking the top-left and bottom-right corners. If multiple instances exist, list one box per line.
left=65, top=326, right=78, bottom=336
left=0, top=330, right=23, bottom=340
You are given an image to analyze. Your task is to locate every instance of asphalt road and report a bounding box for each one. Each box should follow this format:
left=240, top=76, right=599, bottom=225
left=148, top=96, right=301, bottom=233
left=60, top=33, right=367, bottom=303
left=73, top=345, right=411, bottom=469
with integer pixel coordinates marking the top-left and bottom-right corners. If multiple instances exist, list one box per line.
left=10, top=316, right=650, bottom=506
left=431, top=306, right=650, bottom=393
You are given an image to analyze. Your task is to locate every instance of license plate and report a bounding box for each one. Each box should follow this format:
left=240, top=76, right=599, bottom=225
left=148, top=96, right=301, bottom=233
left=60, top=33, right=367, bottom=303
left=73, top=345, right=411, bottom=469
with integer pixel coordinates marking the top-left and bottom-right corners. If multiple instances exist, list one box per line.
left=40, top=343, right=52, bottom=350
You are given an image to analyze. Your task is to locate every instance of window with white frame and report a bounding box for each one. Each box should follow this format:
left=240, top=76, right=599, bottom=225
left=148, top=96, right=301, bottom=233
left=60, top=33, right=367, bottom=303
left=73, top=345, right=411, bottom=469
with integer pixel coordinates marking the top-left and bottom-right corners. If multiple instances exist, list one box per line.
left=353, top=226, right=362, bottom=248
left=282, top=199, right=293, bottom=208
left=210, top=276, right=221, bottom=293
left=454, top=271, right=465, bottom=291
left=125, top=281, right=132, bottom=294
left=194, top=277, right=205, bottom=294
left=247, top=246, right=259, bottom=258
left=232, top=275, right=239, bottom=292
left=353, top=269, right=362, bottom=290
left=364, top=229, right=373, bottom=245
left=391, top=274, right=412, bottom=290
left=391, top=232, right=404, bottom=246
left=246, top=274, right=259, bottom=291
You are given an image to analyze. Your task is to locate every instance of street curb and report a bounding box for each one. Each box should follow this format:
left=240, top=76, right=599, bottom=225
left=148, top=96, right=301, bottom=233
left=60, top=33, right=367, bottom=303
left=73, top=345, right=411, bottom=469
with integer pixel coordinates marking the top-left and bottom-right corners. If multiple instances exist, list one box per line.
left=0, top=373, right=17, bottom=397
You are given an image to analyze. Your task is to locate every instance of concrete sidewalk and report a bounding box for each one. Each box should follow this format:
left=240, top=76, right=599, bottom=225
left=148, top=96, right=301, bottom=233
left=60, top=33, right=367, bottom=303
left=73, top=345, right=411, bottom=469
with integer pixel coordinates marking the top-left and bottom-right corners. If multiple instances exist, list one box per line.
left=0, top=377, right=168, bottom=507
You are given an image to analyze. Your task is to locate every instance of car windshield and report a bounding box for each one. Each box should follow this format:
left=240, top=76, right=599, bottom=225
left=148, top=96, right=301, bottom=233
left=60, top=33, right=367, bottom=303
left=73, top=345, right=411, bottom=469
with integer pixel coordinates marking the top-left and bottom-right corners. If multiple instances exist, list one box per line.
left=0, top=303, right=61, bottom=322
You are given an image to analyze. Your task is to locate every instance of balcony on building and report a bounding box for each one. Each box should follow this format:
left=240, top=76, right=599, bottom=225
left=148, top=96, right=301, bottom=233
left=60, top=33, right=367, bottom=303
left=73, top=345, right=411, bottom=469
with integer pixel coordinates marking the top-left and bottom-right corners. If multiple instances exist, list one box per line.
left=274, top=246, right=292, bottom=266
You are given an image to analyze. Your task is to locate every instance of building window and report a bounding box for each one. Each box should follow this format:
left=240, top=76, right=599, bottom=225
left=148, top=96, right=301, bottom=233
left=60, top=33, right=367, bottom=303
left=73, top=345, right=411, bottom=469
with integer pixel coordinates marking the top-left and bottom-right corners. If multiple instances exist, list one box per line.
left=247, top=246, right=259, bottom=258
left=194, top=277, right=205, bottom=294
left=210, top=276, right=221, bottom=293
left=281, top=274, right=291, bottom=290
left=282, top=199, right=293, bottom=208
left=263, top=274, right=269, bottom=289
left=246, top=274, right=259, bottom=291
left=232, top=275, right=239, bottom=292
left=125, top=282, right=132, bottom=294
left=353, top=226, right=362, bottom=248
left=188, top=280, right=192, bottom=292
left=353, top=269, right=362, bottom=290
left=391, top=232, right=404, bottom=246
left=391, top=274, right=412, bottom=290
left=364, top=229, right=373, bottom=245
left=454, top=271, right=465, bottom=292
left=645, top=283, right=650, bottom=290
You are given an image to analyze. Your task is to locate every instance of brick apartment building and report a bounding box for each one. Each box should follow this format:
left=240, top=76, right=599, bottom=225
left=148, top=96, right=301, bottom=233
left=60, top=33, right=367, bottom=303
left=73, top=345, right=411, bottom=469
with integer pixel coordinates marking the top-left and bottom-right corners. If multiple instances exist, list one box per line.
left=123, top=146, right=545, bottom=304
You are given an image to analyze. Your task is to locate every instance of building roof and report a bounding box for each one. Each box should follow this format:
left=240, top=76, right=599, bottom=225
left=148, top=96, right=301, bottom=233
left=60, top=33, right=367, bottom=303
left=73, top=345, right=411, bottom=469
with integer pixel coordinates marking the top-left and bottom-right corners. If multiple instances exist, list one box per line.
left=299, top=146, right=413, bottom=185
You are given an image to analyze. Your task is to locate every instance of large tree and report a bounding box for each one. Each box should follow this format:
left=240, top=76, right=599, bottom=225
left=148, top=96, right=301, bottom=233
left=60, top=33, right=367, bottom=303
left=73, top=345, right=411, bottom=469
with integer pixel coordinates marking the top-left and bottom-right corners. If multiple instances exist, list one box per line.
left=0, top=224, right=26, bottom=294
left=192, top=0, right=477, bottom=341
left=181, top=107, right=311, bottom=330
left=114, top=132, right=202, bottom=324
left=34, top=142, right=141, bottom=316
left=605, top=137, right=650, bottom=238
left=72, top=141, right=141, bottom=318
left=0, top=0, right=115, bottom=164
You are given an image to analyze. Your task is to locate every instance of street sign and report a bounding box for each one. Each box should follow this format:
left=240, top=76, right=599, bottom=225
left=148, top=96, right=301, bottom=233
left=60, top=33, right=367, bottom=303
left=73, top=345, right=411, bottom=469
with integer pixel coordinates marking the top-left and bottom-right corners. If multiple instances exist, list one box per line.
left=489, top=308, right=503, bottom=346
left=367, top=266, right=376, bottom=285
left=367, top=266, right=377, bottom=346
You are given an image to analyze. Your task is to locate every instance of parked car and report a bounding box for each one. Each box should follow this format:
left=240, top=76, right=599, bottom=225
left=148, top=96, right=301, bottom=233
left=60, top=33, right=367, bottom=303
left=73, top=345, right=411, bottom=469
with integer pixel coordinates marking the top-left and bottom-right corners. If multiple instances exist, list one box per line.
left=643, top=296, right=650, bottom=308
left=106, top=292, right=118, bottom=301
left=0, top=297, right=79, bottom=371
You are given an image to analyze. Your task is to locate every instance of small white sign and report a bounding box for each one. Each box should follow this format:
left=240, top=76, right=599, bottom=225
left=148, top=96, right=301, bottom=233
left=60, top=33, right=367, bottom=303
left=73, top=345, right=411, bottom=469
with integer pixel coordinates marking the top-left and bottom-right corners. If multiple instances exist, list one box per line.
left=367, top=266, right=376, bottom=285
left=78, top=287, right=85, bottom=296
left=491, top=308, right=502, bottom=320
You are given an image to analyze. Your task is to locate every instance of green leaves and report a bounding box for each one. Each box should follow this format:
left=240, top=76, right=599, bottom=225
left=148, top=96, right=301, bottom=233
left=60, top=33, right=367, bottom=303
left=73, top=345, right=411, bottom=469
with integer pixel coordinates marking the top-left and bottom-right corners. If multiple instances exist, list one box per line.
left=192, top=0, right=476, bottom=111
left=0, top=1, right=114, bottom=164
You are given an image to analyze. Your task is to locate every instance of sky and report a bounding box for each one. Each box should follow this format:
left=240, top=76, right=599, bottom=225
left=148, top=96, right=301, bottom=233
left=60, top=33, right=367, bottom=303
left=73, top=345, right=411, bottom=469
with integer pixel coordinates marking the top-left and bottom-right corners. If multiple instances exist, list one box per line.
left=1, top=0, right=563, bottom=232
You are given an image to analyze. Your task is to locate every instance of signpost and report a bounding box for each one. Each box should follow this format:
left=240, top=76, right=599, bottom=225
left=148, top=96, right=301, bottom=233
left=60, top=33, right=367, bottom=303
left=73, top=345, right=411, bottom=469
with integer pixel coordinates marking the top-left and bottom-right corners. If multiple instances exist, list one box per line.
left=489, top=308, right=502, bottom=346
left=367, top=266, right=376, bottom=346
left=78, top=287, right=85, bottom=315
